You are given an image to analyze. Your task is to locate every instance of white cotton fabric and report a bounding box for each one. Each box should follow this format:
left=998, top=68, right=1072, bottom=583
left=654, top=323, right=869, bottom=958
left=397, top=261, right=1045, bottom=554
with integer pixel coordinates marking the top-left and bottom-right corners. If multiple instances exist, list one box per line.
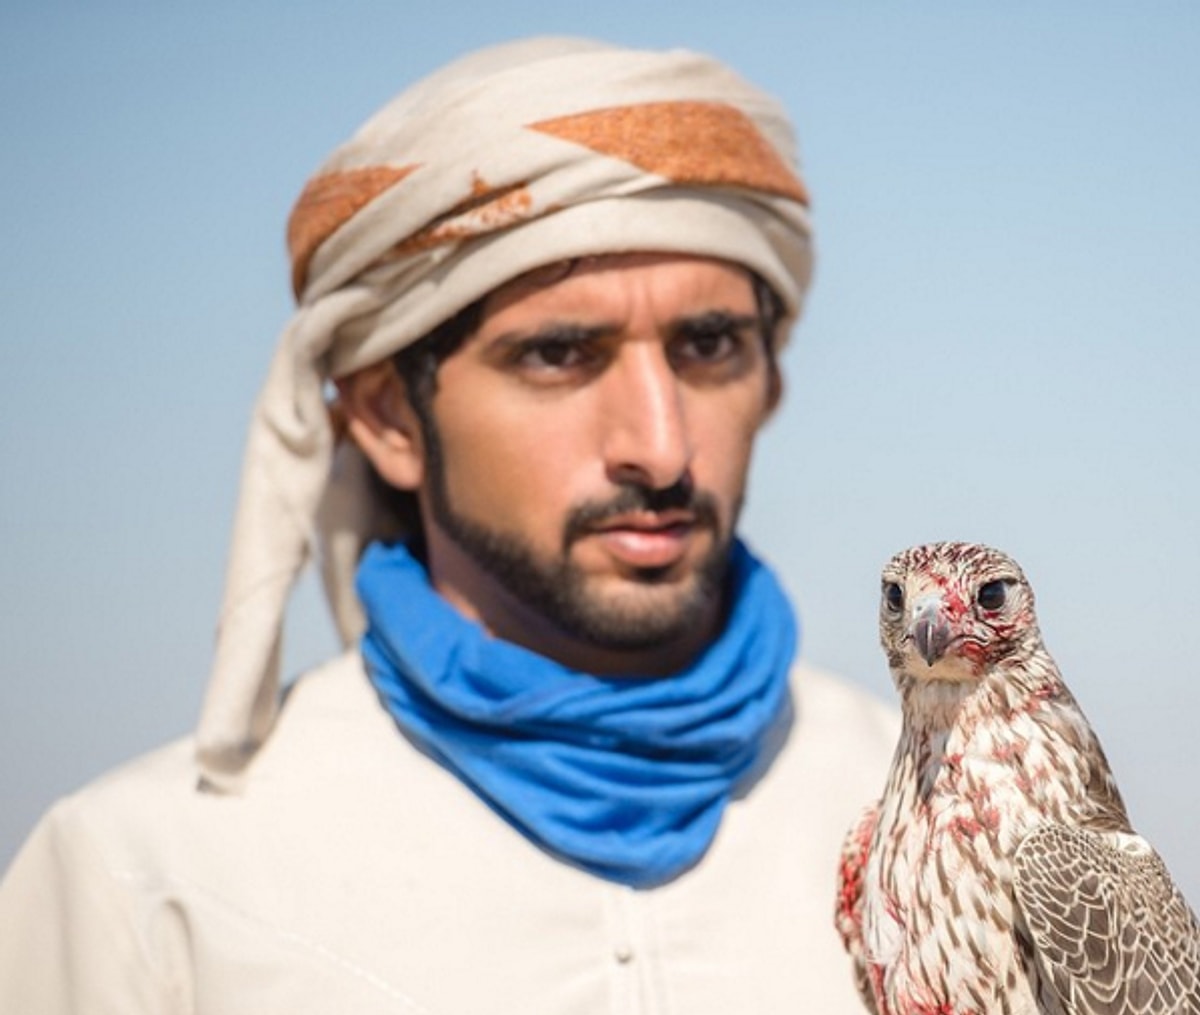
left=1, top=660, right=897, bottom=1014
left=197, top=36, right=815, bottom=786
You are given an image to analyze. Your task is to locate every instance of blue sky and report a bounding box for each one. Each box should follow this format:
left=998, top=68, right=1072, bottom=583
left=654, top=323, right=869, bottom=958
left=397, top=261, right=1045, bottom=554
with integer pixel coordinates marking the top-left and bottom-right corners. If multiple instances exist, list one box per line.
left=2, top=3, right=1198, bottom=903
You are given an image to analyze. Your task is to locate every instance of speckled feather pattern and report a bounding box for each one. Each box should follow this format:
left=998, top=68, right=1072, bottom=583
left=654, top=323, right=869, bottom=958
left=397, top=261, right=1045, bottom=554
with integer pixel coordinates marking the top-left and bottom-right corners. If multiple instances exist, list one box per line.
left=836, top=542, right=1200, bottom=1015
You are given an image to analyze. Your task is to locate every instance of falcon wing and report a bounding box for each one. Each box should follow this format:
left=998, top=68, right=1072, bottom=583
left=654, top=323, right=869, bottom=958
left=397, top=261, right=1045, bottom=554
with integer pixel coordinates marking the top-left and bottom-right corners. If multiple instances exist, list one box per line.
left=836, top=803, right=881, bottom=1015
left=1013, top=821, right=1200, bottom=1015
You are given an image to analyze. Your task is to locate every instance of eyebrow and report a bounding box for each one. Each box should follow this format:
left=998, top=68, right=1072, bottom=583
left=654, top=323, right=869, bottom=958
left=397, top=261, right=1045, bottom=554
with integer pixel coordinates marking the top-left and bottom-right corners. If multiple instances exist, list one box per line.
left=671, top=309, right=763, bottom=335
left=487, top=307, right=764, bottom=351
left=489, top=321, right=615, bottom=350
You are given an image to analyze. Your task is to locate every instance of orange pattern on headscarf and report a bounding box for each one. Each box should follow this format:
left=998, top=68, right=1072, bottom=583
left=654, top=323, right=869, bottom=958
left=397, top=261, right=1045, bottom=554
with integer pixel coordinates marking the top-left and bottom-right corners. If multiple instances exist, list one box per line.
left=287, top=164, right=418, bottom=298
left=531, top=101, right=809, bottom=205
left=386, top=177, right=533, bottom=260
left=286, top=102, right=808, bottom=301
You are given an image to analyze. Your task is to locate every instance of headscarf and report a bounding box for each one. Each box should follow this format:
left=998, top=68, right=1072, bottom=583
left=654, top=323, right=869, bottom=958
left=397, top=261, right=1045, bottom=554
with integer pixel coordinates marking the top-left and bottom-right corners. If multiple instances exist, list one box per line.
left=196, top=36, right=815, bottom=788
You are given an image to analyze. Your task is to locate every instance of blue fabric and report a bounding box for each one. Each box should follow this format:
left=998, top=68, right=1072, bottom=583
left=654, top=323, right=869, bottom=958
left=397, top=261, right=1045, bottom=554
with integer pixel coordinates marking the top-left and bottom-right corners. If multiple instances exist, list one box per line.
left=356, top=538, right=798, bottom=887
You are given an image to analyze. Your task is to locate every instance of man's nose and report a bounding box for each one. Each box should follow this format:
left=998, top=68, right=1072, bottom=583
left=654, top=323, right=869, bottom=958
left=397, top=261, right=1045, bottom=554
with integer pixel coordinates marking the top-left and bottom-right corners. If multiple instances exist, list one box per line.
left=600, top=344, right=693, bottom=490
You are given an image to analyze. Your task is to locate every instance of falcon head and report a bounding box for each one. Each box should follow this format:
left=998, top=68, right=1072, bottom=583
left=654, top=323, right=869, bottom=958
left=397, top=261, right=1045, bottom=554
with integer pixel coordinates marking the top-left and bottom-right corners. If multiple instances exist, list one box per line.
left=879, top=542, right=1042, bottom=684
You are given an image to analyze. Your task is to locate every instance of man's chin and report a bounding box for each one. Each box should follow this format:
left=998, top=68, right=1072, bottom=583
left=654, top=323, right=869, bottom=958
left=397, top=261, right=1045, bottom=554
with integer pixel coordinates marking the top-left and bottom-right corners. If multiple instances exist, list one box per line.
left=424, top=489, right=732, bottom=655
left=558, top=569, right=724, bottom=652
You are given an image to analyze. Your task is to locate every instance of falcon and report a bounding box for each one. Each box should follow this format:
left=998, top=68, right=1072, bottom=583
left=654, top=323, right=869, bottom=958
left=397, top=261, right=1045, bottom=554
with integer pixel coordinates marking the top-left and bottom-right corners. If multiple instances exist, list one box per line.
left=836, top=541, right=1200, bottom=1014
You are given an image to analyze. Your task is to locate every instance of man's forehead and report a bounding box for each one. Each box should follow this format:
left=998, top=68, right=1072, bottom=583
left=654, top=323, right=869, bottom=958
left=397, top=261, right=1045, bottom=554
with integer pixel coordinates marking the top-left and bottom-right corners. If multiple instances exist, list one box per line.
left=478, top=252, right=756, bottom=319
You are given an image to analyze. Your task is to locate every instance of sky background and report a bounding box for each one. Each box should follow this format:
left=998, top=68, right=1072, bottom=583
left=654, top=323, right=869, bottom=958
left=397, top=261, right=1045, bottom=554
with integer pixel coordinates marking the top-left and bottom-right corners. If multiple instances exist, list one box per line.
left=2, top=3, right=1198, bottom=905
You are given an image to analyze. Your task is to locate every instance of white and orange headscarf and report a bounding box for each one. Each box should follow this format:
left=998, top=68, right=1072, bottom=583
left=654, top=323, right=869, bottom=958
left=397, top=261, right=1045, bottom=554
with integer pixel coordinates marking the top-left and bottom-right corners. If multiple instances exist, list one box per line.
left=197, top=36, right=815, bottom=787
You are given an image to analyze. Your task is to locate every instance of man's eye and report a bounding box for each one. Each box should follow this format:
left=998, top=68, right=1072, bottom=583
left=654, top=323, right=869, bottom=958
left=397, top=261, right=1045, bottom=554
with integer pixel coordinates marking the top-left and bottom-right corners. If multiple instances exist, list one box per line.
left=673, top=329, right=739, bottom=364
left=515, top=339, right=586, bottom=369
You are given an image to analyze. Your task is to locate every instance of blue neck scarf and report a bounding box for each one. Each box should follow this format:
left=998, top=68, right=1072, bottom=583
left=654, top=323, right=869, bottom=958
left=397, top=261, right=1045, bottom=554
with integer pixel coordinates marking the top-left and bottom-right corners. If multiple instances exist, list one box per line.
left=357, top=539, right=798, bottom=888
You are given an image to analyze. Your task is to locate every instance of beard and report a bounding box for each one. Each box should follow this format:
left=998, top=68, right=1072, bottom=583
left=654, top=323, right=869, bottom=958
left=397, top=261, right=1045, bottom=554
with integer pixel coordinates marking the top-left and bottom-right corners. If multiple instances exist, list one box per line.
left=421, top=438, right=735, bottom=653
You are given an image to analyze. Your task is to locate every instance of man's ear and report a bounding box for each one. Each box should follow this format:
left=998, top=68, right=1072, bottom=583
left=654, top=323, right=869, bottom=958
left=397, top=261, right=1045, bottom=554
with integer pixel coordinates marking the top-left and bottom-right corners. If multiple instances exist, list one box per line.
left=334, top=361, right=426, bottom=491
left=765, top=369, right=783, bottom=419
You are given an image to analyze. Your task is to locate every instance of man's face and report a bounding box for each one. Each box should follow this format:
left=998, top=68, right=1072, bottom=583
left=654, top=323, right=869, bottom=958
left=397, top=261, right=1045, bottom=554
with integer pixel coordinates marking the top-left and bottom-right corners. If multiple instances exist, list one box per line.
left=407, top=253, right=780, bottom=674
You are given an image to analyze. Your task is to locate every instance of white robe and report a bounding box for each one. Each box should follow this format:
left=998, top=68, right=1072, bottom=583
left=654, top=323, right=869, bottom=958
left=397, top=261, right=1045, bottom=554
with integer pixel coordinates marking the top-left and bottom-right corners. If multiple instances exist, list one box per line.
left=0, top=652, right=896, bottom=1014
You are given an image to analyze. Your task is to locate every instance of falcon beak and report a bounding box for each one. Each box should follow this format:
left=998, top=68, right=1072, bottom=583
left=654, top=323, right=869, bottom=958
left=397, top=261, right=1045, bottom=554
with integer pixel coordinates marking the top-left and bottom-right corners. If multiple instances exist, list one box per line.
left=910, top=596, right=953, bottom=666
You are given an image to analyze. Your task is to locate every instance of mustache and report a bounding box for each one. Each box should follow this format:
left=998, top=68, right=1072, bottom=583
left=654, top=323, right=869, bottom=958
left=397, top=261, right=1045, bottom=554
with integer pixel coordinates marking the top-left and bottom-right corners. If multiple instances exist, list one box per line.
left=562, top=478, right=720, bottom=548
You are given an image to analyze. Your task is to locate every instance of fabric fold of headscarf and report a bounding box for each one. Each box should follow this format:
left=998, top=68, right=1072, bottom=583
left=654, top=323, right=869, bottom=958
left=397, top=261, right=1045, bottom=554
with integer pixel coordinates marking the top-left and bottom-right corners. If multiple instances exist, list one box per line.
left=357, top=539, right=798, bottom=887
left=196, top=35, right=815, bottom=788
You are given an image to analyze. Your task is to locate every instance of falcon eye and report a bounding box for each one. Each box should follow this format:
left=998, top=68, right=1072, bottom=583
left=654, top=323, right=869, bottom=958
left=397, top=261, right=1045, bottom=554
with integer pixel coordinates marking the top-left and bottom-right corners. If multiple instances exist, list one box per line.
left=883, top=582, right=904, bottom=614
left=976, top=580, right=1008, bottom=611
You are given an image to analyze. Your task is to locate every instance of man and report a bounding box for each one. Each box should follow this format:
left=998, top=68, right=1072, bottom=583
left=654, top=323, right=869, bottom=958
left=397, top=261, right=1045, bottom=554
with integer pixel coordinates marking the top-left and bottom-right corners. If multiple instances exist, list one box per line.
left=0, top=37, right=897, bottom=1012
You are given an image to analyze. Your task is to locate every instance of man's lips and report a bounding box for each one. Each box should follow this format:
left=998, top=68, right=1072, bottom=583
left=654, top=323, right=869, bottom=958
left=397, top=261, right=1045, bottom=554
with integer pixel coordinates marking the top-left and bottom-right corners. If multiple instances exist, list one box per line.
left=589, top=509, right=696, bottom=533
left=583, top=510, right=699, bottom=569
